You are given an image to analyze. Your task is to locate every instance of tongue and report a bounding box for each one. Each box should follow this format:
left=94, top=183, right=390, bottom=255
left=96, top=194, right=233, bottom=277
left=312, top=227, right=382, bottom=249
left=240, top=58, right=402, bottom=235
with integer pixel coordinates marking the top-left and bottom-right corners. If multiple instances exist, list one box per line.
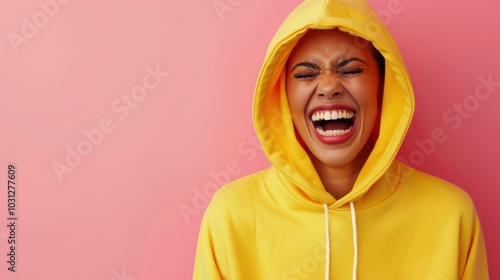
left=321, top=120, right=351, bottom=131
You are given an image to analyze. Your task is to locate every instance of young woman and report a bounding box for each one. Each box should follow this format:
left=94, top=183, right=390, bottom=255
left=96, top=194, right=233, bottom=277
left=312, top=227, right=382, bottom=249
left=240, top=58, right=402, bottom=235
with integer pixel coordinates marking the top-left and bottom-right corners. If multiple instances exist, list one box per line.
left=194, top=0, right=489, bottom=279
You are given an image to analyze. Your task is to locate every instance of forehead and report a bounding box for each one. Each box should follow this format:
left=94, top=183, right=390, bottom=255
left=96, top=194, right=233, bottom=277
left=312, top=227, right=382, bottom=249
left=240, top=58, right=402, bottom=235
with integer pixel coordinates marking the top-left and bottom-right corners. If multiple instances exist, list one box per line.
left=288, top=29, right=371, bottom=62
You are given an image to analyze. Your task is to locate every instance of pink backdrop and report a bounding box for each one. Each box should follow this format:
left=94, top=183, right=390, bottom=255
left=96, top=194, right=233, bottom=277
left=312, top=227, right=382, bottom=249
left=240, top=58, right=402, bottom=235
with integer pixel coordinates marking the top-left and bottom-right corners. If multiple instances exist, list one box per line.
left=0, top=0, right=498, bottom=279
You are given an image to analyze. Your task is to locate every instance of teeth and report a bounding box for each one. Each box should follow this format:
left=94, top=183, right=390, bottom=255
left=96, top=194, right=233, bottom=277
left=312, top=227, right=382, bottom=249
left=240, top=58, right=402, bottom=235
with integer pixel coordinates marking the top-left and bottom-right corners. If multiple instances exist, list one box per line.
left=316, top=126, right=353, bottom=137
left=332, top=111, right=338, bottom=120
left=324, top=111, right=331, bottom=121
left=311, top=110, right=354, bottom=121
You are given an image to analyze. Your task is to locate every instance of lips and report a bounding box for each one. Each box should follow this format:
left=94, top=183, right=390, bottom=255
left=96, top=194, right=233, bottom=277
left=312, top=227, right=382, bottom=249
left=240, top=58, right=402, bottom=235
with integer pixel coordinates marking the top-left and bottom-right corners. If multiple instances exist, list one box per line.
left=309, top=105, right=357, bottom=144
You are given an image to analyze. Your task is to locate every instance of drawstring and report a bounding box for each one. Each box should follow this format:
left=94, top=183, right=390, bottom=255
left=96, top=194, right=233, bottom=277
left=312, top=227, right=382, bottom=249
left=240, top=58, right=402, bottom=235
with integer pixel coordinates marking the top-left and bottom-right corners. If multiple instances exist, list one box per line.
left=323, top=203, right=330, bottom=280
left=323, top=202, right=358, bottom=280
left=350, top=201, right=358, bottom=280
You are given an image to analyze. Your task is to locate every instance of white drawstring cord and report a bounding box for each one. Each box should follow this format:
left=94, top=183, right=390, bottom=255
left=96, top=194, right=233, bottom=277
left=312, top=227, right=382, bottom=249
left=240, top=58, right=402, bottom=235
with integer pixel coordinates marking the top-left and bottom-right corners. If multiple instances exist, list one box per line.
left=323, top=203, right=330, bottom=280
left=323, top=202, right=358, bottom=280
left=350, top=201, right=358, bottom=280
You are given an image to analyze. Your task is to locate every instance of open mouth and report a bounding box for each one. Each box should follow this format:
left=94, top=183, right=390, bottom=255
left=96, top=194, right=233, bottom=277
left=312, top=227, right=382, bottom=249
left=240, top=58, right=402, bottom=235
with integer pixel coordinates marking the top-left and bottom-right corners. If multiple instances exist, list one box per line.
left=310, top=109, right=355, bottom=137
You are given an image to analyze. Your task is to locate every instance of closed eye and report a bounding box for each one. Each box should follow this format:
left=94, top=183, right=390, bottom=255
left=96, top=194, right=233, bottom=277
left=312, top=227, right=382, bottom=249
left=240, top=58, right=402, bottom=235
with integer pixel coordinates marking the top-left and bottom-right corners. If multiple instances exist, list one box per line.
left=293, top=72, right=318, bottom=79
left=338, top=68, right=363, bottom=76
left=290, top=62, right=320, bottom=80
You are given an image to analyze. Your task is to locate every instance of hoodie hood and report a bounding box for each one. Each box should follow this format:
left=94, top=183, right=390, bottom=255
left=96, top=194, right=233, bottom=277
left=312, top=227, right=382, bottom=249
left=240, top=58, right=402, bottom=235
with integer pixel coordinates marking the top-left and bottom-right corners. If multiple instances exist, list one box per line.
left=252, top=0, right=415, bottom=207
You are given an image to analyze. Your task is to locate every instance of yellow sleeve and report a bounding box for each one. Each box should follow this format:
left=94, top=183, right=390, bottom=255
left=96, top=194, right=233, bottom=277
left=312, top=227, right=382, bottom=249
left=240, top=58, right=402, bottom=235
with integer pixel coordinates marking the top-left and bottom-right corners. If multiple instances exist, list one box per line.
left=460, top=206, right=489, bottom=279
left=193, top=200, right=224, bottom=280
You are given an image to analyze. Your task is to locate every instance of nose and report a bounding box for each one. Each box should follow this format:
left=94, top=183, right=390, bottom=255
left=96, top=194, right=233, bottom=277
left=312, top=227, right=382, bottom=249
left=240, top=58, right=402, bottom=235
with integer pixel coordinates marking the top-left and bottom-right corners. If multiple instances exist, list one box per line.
left=316, top=74, right=343, bottom=99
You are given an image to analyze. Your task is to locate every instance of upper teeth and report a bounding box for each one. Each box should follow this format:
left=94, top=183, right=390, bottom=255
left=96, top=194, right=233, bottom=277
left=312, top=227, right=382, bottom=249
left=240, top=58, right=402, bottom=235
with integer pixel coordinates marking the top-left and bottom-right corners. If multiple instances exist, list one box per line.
left=311, top=110, right=354, bottom=121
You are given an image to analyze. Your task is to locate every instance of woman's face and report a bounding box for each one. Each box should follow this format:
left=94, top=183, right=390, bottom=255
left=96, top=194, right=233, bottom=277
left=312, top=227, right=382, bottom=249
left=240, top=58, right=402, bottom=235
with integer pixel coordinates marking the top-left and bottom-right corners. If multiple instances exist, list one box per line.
left=286, top=29, right=383, bottom=169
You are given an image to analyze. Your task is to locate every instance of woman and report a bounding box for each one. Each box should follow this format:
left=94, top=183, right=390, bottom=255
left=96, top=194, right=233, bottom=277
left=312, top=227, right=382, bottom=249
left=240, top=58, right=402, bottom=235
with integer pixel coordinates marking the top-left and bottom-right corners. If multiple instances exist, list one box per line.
left=194, top=0, right=489, bottom=279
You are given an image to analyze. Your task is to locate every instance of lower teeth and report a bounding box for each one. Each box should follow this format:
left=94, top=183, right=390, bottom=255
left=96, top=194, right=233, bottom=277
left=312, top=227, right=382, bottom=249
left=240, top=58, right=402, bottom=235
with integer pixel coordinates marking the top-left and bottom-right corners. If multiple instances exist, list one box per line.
left=316, top=126, right=352, bottom=137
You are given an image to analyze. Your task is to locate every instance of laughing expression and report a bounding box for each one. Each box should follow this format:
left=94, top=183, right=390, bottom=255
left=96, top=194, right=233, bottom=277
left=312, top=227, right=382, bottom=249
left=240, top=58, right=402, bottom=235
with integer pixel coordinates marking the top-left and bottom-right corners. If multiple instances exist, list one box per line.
left=286, top=29, right=383, bottom=169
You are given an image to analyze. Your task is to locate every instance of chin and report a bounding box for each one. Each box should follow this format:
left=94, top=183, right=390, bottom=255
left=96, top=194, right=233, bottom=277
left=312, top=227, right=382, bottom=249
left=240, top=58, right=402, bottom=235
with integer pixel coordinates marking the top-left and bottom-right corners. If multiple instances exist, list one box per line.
left=311, top=150, right=357, bottom=168
left=305, top=132, right=375, bottom=170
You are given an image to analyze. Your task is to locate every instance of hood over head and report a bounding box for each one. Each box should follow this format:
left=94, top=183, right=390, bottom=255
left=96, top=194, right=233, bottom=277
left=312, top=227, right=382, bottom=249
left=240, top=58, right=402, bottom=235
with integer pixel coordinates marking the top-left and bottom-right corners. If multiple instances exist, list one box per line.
left=252, top=0, right=415, bottom=207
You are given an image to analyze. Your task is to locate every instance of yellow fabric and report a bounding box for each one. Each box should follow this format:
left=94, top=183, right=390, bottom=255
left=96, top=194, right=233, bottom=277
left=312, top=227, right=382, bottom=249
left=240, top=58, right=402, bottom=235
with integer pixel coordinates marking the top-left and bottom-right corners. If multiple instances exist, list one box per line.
left=194, top=0, right=489, bottom=279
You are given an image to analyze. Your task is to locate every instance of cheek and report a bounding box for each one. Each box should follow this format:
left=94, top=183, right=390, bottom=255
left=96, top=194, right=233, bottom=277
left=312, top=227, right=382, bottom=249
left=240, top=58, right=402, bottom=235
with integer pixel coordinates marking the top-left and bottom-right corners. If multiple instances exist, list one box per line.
left=345, top=77, right=380, bottom=109
left=287, top=88, right=311, bottom=146
left=286, top=83, right=310, bottom=119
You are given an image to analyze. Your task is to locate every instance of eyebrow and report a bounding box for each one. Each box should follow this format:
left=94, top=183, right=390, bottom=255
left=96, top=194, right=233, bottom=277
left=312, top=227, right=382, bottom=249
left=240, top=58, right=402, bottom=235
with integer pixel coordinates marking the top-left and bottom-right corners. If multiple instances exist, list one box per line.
left=290, top=62, right=320, bottom=73
left=290, top=57, right=368, bottom=73
left=336, top=57, right=368, bottom=68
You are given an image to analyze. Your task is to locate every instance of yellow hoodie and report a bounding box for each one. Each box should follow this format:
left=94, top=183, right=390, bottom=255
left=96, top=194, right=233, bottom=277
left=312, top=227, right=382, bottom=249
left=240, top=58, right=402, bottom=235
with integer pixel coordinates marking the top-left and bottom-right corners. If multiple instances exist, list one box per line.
left=193, top=0, right=489, bottom=279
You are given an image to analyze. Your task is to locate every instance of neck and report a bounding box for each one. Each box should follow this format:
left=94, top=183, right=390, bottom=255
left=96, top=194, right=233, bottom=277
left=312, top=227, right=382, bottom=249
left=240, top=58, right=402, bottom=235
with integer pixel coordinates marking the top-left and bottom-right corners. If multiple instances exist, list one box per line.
left=311, top=139, right=374, bottom=199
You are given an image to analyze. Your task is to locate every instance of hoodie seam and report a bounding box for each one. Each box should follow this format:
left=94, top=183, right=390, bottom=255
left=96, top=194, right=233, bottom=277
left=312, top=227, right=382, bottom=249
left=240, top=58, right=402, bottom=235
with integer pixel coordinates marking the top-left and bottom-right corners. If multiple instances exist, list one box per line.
left=275, top=166, right=326, bottom=211
left=275, top=160, right=403, bottom=212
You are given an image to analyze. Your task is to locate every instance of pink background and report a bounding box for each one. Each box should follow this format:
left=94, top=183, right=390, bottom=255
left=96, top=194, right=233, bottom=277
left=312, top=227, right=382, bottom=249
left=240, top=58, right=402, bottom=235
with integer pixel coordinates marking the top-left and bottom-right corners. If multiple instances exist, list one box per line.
left=0, top=0, right=498, bottom=279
